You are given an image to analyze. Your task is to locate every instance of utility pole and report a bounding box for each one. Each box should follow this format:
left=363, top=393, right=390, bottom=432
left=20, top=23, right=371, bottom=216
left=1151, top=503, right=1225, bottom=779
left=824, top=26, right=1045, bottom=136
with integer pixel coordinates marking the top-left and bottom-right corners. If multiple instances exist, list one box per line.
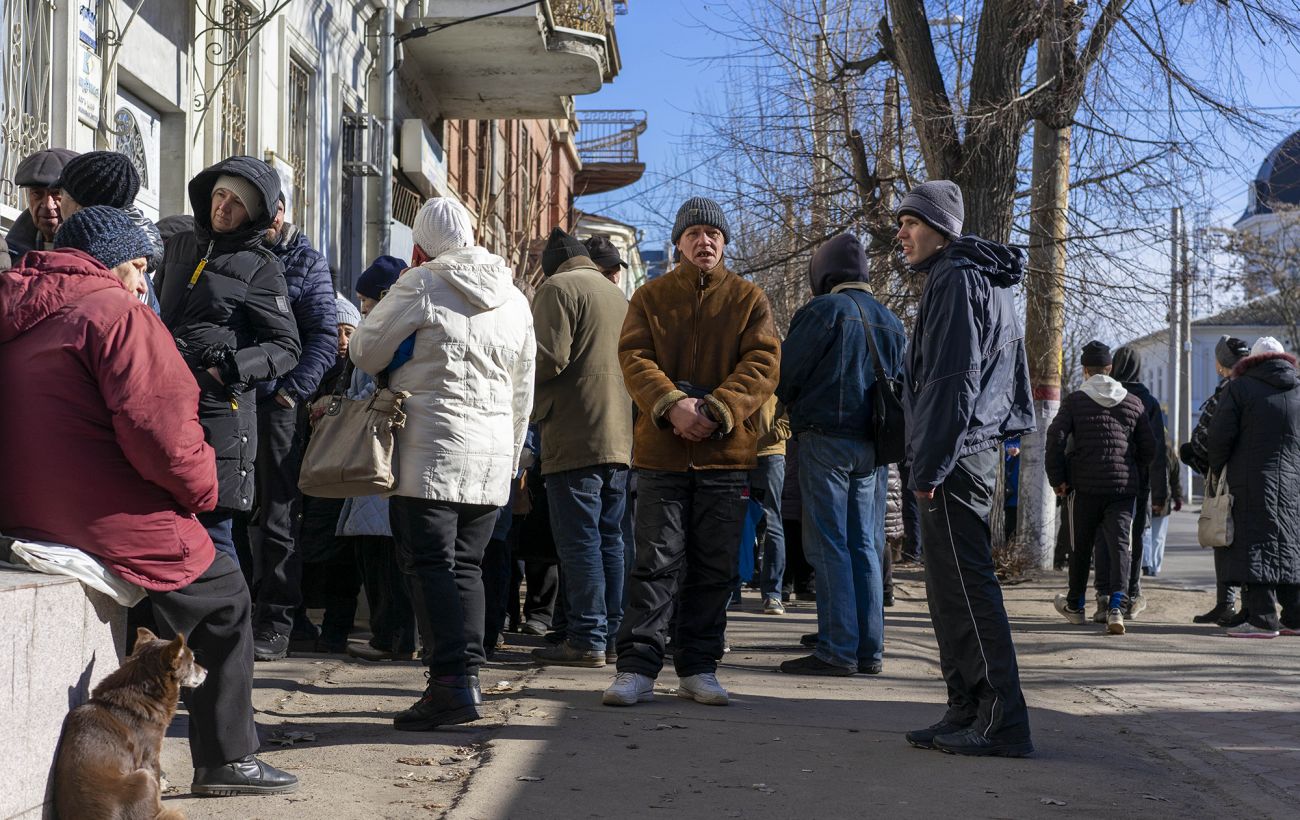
left=1179, top=217, right=1193, bottom=495
left=1020, top=0, right=1072, bottom=567
left=1167, top=206, right=1182, bottom=457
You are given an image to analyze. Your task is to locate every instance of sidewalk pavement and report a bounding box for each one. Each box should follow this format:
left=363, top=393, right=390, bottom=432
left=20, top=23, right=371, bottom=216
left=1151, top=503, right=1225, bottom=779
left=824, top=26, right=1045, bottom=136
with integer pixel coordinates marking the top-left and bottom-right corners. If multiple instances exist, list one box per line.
left=162, top=510, right=1300, bottom=818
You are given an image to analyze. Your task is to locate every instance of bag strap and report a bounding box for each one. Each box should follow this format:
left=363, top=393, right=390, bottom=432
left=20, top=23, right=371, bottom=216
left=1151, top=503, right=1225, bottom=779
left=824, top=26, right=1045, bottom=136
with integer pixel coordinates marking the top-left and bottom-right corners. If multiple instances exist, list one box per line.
left=845, top=290, right=888, bottom=381
left=332, top=358, right=356, bottom=398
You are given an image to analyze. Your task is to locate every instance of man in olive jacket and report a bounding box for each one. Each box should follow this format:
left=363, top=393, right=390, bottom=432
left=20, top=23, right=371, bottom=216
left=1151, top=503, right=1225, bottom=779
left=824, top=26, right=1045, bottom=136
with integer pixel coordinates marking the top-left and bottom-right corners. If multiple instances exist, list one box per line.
left=604, top=196, right=780, bottom=708
left=530, top=228, right=633, bottom=668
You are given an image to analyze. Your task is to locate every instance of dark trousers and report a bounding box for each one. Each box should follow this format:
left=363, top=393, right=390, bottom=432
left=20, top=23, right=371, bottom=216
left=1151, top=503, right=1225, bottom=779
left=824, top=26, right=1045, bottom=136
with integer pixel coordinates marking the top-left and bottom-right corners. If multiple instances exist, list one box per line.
left=783, top=518, right=814, bottom=594
left=1126, top=487, right=1150, bottom=598
left=616, top=469, right=748, bottom=678
left=1246, top=584, right=1300, bottom=630
left=146, top=552, right=258, bottom=768
left=482, top=536, right=513, bottom=654
left=521, top=559, right=559, bottom=629
left=199, top=512, right=236, bottom=563
left=920, top=449, right=1030, bottom=740
left=358, top=535, right=417, bottom=653
left=899, top=461, right=922, bottom=560
left=389, top=496, right=497, bottom=676
left=1214, top=548, right=1240, bottom=608
left=1066, top=492, right=1135, bottom=608
left=301, top=539, right=362, bottom=645
left=250, top=398, right=304, bottom=636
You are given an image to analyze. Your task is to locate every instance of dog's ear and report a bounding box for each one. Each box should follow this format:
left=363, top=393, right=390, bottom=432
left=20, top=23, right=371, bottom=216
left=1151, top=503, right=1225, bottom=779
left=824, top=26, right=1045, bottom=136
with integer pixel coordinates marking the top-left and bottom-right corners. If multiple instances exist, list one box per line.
left=134, top=627, right=158, bottom=652
left=165, top=633, right=188, bottom=668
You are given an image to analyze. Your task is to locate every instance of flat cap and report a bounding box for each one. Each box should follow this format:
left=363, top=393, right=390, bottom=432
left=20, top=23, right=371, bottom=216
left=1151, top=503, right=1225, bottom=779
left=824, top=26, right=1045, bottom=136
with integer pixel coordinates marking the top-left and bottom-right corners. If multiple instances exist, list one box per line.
left=14, top=148, right=80, bottom=187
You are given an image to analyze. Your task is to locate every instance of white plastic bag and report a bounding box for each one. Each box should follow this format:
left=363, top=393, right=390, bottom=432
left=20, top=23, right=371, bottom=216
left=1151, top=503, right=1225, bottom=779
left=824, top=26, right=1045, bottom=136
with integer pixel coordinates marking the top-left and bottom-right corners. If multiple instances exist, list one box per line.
left=5, top=538, right=146, bottom=606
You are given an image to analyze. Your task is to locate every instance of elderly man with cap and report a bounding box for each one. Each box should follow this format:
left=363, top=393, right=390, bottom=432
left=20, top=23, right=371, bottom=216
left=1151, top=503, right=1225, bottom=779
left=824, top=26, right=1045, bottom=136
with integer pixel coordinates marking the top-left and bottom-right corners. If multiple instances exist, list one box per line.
left=1182, top=335, right=1251, bottom=626
left=775, top=232, right=906, bottom=677
left=527, top=228, right=632, bottom=669
left=1047, top=340, right=1156, bottom=637
left=603, top=196, right=779, bottom=708
left=897, top=180, right=1036, bottom=757
left=4, top=147, right=78, bottom=261
left=156, top=156, right=301, bottom=570
left=0, top=206, right=298, bottom=796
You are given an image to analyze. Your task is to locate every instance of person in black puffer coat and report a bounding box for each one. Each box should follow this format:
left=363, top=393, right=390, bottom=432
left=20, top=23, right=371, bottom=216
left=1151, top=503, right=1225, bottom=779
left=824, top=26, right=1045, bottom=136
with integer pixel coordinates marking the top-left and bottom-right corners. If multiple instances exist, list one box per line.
left=1110, top=346, right=1167, bottom=616
left=156, top=156, right=301, bottom=564
left=1181, top=335, right=1250, bottom=625
left=1046, top=341, right=1155, bottom=635
left=1207, top=337, right=1300, bottom=638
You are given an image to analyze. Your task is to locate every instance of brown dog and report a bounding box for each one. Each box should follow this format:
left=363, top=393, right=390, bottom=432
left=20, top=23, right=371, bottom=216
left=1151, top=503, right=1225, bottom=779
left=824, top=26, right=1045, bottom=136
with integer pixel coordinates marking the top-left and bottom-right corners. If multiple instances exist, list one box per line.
left=53, top=627, right=207, bottom=820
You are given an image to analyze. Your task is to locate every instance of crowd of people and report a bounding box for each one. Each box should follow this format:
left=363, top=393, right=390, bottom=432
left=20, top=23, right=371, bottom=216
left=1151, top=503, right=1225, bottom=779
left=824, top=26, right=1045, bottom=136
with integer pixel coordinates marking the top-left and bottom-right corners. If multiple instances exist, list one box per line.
left=2, top=143, right=1299, bottom=799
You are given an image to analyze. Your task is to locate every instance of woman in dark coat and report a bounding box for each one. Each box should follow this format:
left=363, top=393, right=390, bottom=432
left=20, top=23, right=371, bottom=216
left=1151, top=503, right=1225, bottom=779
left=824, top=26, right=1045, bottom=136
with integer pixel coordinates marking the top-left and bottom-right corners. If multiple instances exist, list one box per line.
left=1206, top=337, right=1300, bottom=637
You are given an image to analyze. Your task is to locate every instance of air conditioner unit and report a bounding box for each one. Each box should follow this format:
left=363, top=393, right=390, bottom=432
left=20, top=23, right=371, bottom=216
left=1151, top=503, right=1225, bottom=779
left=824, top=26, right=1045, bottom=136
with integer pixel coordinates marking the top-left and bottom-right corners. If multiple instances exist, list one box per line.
left=400, top=119, right=447, bottom=198
left=342, top=113, right=383, bottom=177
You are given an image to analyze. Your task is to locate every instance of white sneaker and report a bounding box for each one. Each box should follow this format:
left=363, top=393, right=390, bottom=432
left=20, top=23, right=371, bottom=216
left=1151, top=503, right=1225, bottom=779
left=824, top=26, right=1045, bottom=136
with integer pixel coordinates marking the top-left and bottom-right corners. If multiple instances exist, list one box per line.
left=677, top=672, right=730, bottom=706
left=763, top=597, right=785, bottom=615
left=1107, top=608, right=1126, bottom=635
left=602, top=671, right=655, bottom=706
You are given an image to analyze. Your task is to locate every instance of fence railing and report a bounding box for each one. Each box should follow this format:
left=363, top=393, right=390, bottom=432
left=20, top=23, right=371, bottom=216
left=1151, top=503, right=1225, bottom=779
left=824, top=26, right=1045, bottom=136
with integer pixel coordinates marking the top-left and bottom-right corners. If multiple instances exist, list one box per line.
left=575, top=109, right=647, bottom=164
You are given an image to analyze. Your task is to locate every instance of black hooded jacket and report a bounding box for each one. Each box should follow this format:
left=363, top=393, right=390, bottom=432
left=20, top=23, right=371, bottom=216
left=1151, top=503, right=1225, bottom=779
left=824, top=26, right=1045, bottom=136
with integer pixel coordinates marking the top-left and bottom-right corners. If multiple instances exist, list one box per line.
left=902, top=236, right=1036, bottom=490
left=156, top=156, right=300, bottom=511
left=1207, top=352, right=1300, bottom=585
left=1110, top=349, right=1169, bottom=504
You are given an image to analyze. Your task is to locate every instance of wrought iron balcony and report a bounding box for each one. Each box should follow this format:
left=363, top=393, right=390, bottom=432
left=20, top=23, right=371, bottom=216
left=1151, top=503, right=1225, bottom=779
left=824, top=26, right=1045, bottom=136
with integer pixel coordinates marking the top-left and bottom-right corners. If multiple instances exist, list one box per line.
left=552, top=0, right=616, bottom=34
left=574, top=109, right=647, bottom=196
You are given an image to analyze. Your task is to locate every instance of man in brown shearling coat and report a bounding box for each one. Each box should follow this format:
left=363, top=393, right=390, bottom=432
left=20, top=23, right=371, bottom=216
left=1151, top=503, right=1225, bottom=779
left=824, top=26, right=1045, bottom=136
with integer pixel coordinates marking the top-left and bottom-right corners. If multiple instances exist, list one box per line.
left=602, top=196, right=780, bottom=708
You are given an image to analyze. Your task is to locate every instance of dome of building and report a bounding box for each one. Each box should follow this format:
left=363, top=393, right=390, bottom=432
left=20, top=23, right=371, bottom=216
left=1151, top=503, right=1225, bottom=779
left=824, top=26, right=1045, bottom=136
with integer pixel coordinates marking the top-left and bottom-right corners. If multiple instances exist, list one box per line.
left=1242, top=129, right=1300, bottom=220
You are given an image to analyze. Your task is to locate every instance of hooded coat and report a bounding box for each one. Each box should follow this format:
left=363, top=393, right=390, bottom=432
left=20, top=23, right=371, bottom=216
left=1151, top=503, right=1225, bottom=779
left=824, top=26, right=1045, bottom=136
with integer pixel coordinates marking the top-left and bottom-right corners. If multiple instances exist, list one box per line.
left=1045, top=374, right=1156, bottom=496
left=350, top=246, right=536, bottom=506
left=902, top=236, right=1036, bottom=490
left=1111, top=349, right=1169, bottom=504
left=156, top=156, right=301, bottom=511
left=1206, top=351, right=1300, bottom=585
left=530, top=255, right=632, bottom=474
left=0, top=249, right=217, bottom=590
left=258, top=222, right=339, bottom=403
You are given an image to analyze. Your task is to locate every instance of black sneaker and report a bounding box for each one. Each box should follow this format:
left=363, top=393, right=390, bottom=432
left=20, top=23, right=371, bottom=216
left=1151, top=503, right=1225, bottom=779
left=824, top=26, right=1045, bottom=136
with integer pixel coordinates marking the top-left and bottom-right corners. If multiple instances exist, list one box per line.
left=883, top=591, right=896, bottom=607
left=1192, top=603, right=1231, bottom=624
left=253, top=631, right=289, bottom=661
left=530, top=640, right=605, bottom=668
left=932, top=726, right=1034, bottom=757
left=394, top=675, right=481, bottom=731
left=905, top=719, right=974, bottom=750
left=778, top=654, right=855, bottom=677
left=192, top=754, right=299, bottom=796
left=799, top=632, right=819, bottom=648
left=1221, top=609, right=1250, bottom=628
left=856, top=660, right=882, bottom=675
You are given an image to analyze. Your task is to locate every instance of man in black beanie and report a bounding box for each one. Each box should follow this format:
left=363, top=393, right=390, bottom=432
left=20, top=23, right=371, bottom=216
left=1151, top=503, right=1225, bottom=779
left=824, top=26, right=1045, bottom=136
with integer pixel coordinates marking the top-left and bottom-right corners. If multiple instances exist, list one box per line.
left=1047, top=341, right=1155, bottom=636
left=1181, top=335, right=1251, bottom=626
left=530, top=228, right=633, bottom=669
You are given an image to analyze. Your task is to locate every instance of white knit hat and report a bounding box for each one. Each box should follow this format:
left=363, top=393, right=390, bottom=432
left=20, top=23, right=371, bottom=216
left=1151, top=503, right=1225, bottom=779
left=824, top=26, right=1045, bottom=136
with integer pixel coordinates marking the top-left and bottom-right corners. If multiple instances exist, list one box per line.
left=212, top=174, right=263, bottom=221
left=1251, top=336, right=1286, bottom=356
left=412, top=197, right=474, bottom=260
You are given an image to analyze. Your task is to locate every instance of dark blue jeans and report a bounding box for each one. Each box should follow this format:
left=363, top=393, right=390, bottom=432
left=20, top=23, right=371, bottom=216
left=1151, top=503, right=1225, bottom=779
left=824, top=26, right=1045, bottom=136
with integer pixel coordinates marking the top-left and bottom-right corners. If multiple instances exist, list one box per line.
left=546, top=465, right=630, bottom=652
left=751, top=455, right=787, bottom=600
left=199, top=511, right=237, bottom=563
left=799, top=432, right=884, bottom=669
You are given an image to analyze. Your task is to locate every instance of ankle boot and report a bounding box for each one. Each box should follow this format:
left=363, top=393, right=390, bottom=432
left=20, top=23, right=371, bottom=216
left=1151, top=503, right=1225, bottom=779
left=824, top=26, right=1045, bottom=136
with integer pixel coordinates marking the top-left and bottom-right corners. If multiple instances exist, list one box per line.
left=1192, top=603, right=1230, bottom=624
left=394, top=674, right=481, bottom=731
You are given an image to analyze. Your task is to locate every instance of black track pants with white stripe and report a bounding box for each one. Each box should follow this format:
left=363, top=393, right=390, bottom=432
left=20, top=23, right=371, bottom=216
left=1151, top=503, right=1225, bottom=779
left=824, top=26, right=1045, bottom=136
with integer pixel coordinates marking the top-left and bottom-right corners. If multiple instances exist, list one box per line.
left=919, top=448, right=1031, bottom=740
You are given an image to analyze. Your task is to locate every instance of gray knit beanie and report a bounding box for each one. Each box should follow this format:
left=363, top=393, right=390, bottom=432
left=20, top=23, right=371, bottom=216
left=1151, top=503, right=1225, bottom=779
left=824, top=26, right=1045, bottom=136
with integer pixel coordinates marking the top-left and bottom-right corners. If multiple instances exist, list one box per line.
left=895, top=180, right=964, bottom=239
left=1215, top=335, right=1249, bottom=369
left=54, top=205, right=154, bottom=269
left=672, top=196, right=730, bottom=244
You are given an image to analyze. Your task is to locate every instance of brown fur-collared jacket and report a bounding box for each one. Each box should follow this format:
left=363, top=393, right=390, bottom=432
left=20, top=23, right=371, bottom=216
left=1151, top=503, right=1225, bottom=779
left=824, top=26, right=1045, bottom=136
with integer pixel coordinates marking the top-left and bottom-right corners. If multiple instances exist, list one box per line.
left=619, top=259, right=780, bottom=472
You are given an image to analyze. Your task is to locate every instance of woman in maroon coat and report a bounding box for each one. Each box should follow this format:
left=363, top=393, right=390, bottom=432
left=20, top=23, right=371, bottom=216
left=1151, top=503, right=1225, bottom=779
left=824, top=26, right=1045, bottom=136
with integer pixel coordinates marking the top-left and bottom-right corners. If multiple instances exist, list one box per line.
left=0, top=206, right=297, bottom=796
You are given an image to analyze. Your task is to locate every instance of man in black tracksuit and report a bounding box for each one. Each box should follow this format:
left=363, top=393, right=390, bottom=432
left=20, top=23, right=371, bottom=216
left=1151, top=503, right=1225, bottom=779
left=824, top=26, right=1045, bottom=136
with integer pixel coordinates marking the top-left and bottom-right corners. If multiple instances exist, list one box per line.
left=157, top=157, right=301, bottom=563
left=897, top=181, right=1036, bottom=757
left=1047, top=341, right=1156, bottom=636
left=1110, top=346, right=1167, bottom=619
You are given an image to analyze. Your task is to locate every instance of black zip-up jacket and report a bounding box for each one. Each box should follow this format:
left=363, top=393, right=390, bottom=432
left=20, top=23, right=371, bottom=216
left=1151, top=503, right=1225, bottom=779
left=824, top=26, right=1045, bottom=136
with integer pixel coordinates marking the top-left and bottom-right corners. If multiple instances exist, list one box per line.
left=902, top=236, right=1036, bottom=491
left=1045, top=378, right=1156, bottom=497
left=157, top=156, right=300, bottom=511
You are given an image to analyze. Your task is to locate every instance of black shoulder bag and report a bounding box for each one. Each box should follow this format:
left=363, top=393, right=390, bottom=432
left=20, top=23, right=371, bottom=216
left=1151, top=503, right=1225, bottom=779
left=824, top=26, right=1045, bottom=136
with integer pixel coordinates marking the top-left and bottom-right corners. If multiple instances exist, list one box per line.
left=846, top=291, right=907, bottom=465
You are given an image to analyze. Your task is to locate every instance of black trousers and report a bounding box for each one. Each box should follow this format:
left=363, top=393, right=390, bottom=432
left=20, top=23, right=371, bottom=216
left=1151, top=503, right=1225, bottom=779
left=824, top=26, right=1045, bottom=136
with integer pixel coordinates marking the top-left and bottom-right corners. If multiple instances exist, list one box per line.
left=146, top=552, right=258, bottom=768
left=1214, top=548, right=1240, bottom=608
left=358, top=535, right=417, bottom=653
left=615, top=469, right=748, bottom=678
left=1126, top=487, right=1150, bottom=598
left=920, top=449, right=1030, bottom=740
left=1066, top=492, right=1135, bottom=607
left=389, top=496, right=497, bottom=676
left=1245, top=583, right=1300, bottom=630
left=521, top=559, right=559, bottom=628
left=251, top=397, right=304, bottom=636
left=482, top=536, right=513, bottom=654
left=899, top=461, right=922, bottom=560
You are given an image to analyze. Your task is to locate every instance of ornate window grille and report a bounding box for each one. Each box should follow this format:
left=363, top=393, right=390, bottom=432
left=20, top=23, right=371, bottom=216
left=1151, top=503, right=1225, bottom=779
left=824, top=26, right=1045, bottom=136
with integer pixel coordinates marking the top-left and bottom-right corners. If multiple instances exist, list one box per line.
left=0, top=0, right=54, bottom=211
left=113, top=108, right=149, bottom=189
left=218, top=3, right=254, bottom=159
left=286, top=57, right=311, bottom=221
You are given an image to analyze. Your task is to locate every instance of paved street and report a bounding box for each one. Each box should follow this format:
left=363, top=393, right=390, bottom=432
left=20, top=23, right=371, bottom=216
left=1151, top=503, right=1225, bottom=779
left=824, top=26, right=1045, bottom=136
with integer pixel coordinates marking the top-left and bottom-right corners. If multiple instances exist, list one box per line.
left=162, top=510, right=1300, bottom=819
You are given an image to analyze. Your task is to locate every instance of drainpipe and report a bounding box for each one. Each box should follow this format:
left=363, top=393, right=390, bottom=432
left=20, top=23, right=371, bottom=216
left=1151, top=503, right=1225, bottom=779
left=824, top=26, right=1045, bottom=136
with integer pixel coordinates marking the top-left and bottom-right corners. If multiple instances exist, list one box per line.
left=379, top=2, right=395, bottom=255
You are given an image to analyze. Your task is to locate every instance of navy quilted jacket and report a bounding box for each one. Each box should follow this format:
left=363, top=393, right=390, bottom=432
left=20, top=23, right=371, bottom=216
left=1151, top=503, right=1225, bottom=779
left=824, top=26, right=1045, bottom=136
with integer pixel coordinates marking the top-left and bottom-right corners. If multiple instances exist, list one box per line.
left=258, top=224, right=338, bottom=402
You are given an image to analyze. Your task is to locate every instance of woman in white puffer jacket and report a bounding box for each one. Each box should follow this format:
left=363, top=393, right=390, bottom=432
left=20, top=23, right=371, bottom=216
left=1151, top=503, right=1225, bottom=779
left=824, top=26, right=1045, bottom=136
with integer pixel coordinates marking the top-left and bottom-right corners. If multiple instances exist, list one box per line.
left=351, top=197, right=535, bottom=732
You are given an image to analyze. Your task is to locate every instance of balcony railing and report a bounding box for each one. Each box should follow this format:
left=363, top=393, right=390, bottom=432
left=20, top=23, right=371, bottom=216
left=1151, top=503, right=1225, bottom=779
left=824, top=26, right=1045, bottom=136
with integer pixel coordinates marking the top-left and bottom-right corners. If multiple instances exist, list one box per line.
left=575, top=109, right=647, bottom=164
left=551, top=0, right=611, bottom=35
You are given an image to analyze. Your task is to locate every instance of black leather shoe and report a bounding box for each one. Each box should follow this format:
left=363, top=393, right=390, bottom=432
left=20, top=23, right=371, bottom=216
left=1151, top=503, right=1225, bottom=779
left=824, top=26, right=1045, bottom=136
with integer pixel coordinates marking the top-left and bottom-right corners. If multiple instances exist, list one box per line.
left=1192, top=603, right=1230, bottom=624
left=394, top=675, right=481, bottom=731
left=932, top=726, right=1034, bottom=757
left=905, top=719, right=974, bottom=750
left=253, top=631, right=289, bottom=661
left=192, top=755, right=299, bottom=796
left=779, top=654, right=855, bottom=676
left=857, top=660, right=882, bottom=675
left=1221, top=608, right=1250, bottom=628
left=799, top=632, right=818, bottom=648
